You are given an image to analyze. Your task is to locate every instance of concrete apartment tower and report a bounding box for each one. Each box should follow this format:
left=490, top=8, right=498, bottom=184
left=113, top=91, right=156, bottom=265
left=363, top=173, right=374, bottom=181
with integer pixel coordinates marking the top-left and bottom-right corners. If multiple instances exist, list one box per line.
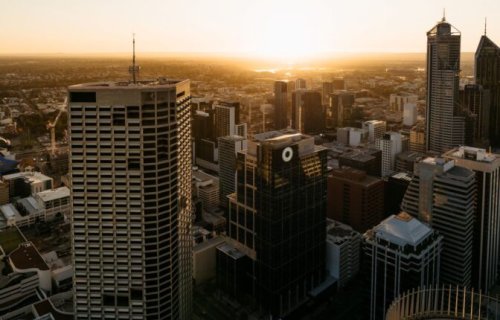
left=69, top=77, right=192, bottom=319
left=426, top=16, right=465, bottom=153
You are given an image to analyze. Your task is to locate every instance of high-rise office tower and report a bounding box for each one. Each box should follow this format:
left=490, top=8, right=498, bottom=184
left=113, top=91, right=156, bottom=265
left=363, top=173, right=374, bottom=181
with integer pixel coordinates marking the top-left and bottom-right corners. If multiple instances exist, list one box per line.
left=218, top=135, right=247, bottom=208
left=332, top=78, right=345, bottom=91
left=322, top=81, right=334, bottom=105
left=327, top=167, right=384, bottom=233
left=69, top=78, right=192, bottom=319
left=292, top=90, right=324, bottom=134
left=426, top=16, right=465, bottom=153
left=274, top=81, right=289, bottom=130
left=376, top=132, right=403, bottom=177
left=338, top=147, right=382, bottom=177
left=475, top=33, right=500, bottom=147
left=214, top=101, right=240, bottom=138
left=459, top=84, right=490, bottom=147
left=224, top=130, right=328, bottom=318
left=296, top=78, right=307, bottom=89
left=402, top=157, right=476, bottom=287
left=443, top=146, right=500, bottom=292
left=328, top=91, right=355, bottom=129
left=363, top=212, right=442, bottom=320
left=363, top=120, right=387, bottom=143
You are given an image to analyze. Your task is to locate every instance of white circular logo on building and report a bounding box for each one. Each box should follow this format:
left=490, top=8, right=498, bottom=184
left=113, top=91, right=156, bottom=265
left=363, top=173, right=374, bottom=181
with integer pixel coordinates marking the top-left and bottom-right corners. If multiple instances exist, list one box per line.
left=282, top=147, right=293, bottom=162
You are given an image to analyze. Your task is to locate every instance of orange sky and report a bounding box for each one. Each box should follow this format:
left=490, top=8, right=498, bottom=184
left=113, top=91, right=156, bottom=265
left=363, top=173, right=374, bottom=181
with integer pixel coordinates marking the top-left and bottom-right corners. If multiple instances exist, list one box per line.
left=0, top=0, right=499, bottom=58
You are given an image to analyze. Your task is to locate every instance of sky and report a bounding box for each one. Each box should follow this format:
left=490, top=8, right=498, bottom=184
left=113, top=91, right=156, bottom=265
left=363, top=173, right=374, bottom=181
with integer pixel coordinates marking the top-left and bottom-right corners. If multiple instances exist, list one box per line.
left=0, top=0, right=499, bottom=58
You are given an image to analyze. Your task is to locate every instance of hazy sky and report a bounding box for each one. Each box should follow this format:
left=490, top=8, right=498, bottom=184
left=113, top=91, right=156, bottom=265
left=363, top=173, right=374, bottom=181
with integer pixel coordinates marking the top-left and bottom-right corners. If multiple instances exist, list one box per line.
left=0, top=0, right=499, bottom=58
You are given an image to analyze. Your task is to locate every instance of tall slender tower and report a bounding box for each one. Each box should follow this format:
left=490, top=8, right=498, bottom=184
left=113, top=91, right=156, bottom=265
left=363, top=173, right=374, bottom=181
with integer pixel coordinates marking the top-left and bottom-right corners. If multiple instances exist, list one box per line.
left=426, top=16, right=464, bottom=153
left=69, top=48, right=192, bottom=318
left=475, top=28, right=500, bottom=147
left=274, top=81, right=289, bottom=130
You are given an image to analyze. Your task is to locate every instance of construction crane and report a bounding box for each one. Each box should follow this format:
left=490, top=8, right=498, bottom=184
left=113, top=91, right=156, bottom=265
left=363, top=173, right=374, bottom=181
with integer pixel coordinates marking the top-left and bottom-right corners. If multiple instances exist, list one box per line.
left=47, top=97, right=66, bottom=155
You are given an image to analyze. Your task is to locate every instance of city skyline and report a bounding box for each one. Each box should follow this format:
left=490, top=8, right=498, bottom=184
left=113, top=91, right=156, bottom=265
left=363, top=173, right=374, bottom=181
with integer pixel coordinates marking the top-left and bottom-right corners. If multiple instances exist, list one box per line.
left=1, top=0, right=499, bottom=59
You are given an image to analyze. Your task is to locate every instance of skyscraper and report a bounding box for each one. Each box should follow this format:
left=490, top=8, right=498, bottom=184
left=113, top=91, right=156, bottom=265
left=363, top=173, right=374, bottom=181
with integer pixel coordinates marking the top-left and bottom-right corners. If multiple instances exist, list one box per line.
left=274, top=80, right=289, bottom=130
left=475, top=32, right=500, bottom=147
left=218, top=135, right=247, bottom=208
left=402, top=157, right=476, bottom=287
left=443, top=146, right=500, bottom=292
left=328, top=91, right=355, bottom=129
left=322, top=81, right=334, bottom=105
left=69, top=78, right=192, bottom=319
left=363, top=120, right=386, bottom=143
left=363, top=212, right=442, bottom=320
left=292, top=90, right=324, bottom=134
left=459, top=84, right=490, bottom=147
left=426, top=16, right=465, bottom=153
left=225, top=130, right=328, bottom=318
left=296, top=78, right=307, bottom=89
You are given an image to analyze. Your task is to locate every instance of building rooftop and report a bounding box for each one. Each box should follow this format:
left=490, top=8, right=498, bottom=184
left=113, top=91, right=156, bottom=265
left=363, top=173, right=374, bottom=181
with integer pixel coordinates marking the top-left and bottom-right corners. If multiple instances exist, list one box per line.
left=217, top=243, right=245, bottom=260
left=3, top=171, right=52, bottom=184
left=33, top=298, right=73, bottom=320
left=9, top=242, right=49, bottom=271
left=68, top=78, right=187, bottom=90
left=0, top=227, right=26, bottom=255
left=373, top=212, right=433, bottom=247
left=36, top=187, right=70, bottom=203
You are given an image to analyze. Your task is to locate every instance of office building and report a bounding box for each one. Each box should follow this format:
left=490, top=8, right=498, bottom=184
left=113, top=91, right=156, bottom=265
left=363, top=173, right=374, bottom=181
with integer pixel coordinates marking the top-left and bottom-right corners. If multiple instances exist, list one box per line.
left=376, top=132, right=403, bottom=177
left=295, top=78, right=306, bottom=89
left=328, top=91, right=355, bottom=129
left=225, top=130, right=328, bottom=318
left=214, top=101, right=240, bottom=138
left=218, top=135, right=247, bottom=208
left=402, top=157, right=476, bottom=287
left=322, top=81, right=334, bottom=105
left=402, top=103, right=417, bottom=127
left=327, top=167, right=384, bottom=233
left=394, top=151, right=425, bottom=173
left=384, top=172, right=411, bottom=216
left=363, top=212, right=442, bottom=320
left=363, top=120, right=386, bottom=143
left=338, top=147, right=382, bottom=177
left=443, top=146, right=500, bottom=292
left=69, top=78, right=192, bottom=319
left=389, top=93, right=418, bottom=112
left=459, top=84, right=491, bottom=147
left=332, top=78, right=345, bottom=90
left=274, top=81, right=289, bottom=130
left=326, top=219, right=361, bottom=288
left=336, top=127, right=368, bottom=147
left=426, top=17, right=465, bottom=153
left=292, top=90, right=324, bottom=134
left=409, top=124, right=426, bottom=153
left=475, top=32, right=500, bottom=147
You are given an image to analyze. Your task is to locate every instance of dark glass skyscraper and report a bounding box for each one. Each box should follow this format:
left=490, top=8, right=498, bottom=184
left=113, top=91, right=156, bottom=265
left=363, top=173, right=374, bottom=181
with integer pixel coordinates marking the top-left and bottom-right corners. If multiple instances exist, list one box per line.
left=475, top=33, right=500, bottom=147
left=292, top=90, right=324, bottom=134
left=274, top=81, right=289, bottom=130
left=226, top=130, right=328, bottom=318
left=426, top=17, right=465, bottom=153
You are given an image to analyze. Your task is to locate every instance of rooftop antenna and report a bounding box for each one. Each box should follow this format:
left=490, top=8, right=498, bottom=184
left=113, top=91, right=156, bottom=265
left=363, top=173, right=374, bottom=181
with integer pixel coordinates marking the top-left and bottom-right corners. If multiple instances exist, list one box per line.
left=485, top=17, right=487, bottom=35
left=442, top=8, right=446, bottom=22
left=129, top=33, right=140, bottom=84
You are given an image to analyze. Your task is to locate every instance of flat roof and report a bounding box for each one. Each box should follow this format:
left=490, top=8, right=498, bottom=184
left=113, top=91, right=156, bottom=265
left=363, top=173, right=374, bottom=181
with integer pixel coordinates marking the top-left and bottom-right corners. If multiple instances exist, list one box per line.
left=217, top=243, right=245, bottom=260
left=9, top=242, right=49, bottom=271
left=68, top=78, right=187, bottom=90
left=0, top=227, right=26, bottom=254
left=37, top=187, right=70, bottom=202
left=34, top=299, right=73, bottom=320
left=1, top=203, right=18, bottom=220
